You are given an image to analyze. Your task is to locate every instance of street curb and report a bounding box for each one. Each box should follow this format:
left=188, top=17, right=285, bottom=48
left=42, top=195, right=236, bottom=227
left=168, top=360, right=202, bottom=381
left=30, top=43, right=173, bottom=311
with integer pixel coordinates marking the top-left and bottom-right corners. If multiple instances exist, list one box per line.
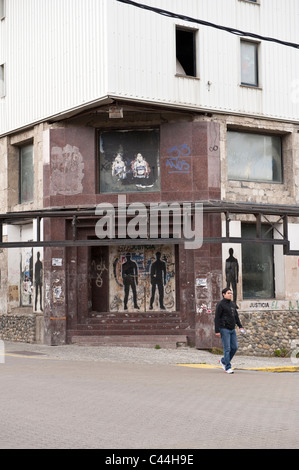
left=176, top=364, right=299, bottom=373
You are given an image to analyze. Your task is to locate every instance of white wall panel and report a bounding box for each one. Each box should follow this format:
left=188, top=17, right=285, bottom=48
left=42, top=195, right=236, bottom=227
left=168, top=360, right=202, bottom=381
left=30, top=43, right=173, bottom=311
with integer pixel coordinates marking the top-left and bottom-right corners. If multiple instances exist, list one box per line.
left=0, top=0, right=108, bottom=134
left=107, top=0, right=299, bottom=121
left=0, top=0, right=298, bottom=135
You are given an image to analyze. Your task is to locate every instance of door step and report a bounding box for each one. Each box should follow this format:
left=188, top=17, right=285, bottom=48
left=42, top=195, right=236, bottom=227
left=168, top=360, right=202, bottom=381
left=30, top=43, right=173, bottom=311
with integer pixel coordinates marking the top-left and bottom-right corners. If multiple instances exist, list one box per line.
left=69, top=334, right=188, bottom=349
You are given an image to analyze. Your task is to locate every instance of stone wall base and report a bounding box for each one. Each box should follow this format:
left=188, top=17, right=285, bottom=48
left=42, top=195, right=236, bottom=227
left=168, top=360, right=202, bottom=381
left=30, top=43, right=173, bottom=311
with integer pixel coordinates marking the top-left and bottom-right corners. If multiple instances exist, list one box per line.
left=0, top=313, right=44, bottom=344
left=238, top=310, right=299, bottom=356
left=1, top=309, right=299, bottom=356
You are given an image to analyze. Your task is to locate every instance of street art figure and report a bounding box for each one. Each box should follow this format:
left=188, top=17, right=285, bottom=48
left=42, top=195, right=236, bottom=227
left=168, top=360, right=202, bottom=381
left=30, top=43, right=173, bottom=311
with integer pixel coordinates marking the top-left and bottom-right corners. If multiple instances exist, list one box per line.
left=131, top=153, right=151, bottom=179
left=121, top=253, right=139, bottom=310
left=149, top=252, right=167, bottom=310
left=35, top=251, right=43, bottom=311
left=112, top=153, right=127, bottom=180
left=225, top=248, right=239, bottom=304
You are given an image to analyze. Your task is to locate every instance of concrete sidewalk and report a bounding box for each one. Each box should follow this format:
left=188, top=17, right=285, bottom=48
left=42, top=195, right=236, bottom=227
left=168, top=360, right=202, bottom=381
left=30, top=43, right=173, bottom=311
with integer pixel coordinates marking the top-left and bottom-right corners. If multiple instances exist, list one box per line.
left=2, top=340, right=299, bottom=372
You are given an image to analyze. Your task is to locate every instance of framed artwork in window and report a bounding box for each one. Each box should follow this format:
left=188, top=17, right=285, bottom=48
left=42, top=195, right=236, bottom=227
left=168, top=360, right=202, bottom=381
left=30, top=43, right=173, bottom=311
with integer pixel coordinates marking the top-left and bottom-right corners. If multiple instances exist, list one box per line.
left=99, top=129, right=160, bottom=193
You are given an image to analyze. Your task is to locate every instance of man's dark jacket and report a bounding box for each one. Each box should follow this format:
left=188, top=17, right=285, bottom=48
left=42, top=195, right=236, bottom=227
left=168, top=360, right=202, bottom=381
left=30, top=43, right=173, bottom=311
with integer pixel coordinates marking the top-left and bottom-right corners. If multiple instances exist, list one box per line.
left=214, top=298, right=243, bottom=333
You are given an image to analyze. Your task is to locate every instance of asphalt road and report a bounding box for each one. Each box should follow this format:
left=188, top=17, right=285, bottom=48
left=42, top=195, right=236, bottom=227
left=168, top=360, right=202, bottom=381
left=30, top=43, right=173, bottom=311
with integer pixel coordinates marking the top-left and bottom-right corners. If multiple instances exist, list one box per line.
left=0, top=348, right=298, bottom=450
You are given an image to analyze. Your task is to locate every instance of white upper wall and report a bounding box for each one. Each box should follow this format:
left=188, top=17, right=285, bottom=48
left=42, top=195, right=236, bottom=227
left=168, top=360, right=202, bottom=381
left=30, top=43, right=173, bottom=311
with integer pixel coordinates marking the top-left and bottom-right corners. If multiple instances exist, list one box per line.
left=0, top=0, right=109, bottom=134
left=0, top=0, right=298, bottom=135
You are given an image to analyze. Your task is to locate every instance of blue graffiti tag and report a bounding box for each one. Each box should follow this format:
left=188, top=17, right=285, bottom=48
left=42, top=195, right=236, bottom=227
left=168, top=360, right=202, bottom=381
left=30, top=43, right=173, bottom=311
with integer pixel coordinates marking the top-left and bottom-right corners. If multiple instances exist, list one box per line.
left=166, top=144, right=191, bottom=174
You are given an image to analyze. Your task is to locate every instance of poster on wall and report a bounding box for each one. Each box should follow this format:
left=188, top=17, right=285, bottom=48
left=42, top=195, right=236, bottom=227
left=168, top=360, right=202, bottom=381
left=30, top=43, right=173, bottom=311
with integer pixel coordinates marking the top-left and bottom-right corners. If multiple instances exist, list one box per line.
left=21, top=247, right=33, bottom=307
left=20, top=248, right=43, bottom=311
left=109, top=245, right=176, bottom=312
left=99, top=129, right=160, bottom=193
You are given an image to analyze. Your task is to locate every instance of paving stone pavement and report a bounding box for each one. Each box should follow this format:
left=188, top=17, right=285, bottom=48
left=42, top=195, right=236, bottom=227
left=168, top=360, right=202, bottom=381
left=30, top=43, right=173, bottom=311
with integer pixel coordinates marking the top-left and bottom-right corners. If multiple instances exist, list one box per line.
left=0, top=341, right=298, bottom=450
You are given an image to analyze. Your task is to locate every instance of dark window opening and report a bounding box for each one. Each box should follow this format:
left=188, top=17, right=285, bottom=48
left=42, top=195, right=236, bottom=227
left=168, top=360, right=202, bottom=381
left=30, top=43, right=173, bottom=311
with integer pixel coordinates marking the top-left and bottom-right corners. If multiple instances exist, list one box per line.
left=176, top=27, right=197, bottom=77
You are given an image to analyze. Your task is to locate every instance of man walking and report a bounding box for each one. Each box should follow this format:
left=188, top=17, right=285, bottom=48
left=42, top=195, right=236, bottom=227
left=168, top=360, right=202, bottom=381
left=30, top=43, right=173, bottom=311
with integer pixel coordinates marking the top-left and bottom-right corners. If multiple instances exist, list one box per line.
left=215, top=287, right=245, bottom=374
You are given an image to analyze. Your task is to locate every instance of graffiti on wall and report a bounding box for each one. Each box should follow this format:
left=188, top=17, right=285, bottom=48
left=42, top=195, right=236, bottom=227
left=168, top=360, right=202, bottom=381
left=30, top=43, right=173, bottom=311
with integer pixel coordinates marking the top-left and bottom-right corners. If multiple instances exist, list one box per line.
left=91, top=259, right=108, bottom=288
left=50, top=144, right=84, bottom=196
left=166, top=144, right=191, bottom=174
left=109, top=245, right=176, bottom=312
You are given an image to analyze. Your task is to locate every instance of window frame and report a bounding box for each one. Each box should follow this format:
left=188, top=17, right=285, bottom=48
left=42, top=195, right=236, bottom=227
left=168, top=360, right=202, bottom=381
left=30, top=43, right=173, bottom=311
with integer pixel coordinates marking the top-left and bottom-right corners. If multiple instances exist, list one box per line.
left=238, top=0, right=260, bottom=4
left=19, top=143, right=34, bottom=204
left=0, top=63, right=6, bottom=97
left=227, top=130, right=283, bottom=184
left=241, top=223, right=275, bottom=300
left=0, top=0, right=6, bottom=20
left=98, top=128, right=161, bottom=194
left=240, top=39, right=260, bottom=88
left=175, top=26, right=198, bottom=79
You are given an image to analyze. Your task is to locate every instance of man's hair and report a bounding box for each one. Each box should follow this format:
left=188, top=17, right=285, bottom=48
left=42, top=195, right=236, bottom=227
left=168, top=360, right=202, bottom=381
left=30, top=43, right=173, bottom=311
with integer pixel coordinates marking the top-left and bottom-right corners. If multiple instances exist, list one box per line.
left=222, top=287, right=231, bottom=296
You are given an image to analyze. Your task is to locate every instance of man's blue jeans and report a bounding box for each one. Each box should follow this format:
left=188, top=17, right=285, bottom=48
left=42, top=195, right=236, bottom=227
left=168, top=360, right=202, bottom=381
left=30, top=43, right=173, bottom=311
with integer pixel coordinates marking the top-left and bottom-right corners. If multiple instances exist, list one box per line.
left=220, top=328, right=238, bottom=371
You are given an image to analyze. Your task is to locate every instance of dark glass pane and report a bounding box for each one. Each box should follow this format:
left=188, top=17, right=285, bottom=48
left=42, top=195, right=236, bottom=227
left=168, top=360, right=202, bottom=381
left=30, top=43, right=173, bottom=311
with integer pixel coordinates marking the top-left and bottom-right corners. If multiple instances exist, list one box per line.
left=228, top=131, right=282, bottom=183
left=242, top=224, right=274, bottom=299
left=241, top=41, right=258, bottom=86
left=20, top=145, right=34, bottom=202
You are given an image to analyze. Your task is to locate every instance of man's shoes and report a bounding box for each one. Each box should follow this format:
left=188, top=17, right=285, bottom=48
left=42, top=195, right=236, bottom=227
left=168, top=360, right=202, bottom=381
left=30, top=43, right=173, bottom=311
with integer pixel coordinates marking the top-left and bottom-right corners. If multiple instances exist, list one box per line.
left=225, top=368, right=234, bottom=374
left=219, top=359, right=226, bottom=371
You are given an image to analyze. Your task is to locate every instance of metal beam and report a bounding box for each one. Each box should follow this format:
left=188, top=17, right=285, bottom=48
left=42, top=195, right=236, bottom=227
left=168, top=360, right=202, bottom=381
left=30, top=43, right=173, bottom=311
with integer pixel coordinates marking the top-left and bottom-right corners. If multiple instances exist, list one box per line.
left=0, top=201, right=298, bottom=254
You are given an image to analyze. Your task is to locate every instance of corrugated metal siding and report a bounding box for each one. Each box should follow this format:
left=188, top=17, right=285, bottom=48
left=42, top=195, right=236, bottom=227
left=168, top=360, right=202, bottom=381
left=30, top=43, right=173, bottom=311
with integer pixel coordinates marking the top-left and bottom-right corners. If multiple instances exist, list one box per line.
left=108, top=0, right=299, bottom=120
left=0, top=0, right=298, bottom=135
left=0, top=0, right=108, bottom=134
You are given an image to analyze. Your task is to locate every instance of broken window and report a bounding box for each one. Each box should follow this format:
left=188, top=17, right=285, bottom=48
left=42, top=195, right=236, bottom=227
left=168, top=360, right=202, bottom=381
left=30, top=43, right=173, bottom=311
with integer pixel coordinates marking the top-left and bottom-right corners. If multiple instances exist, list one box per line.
left=176, top=27, right=197, bottom=77
left=0, top=0, right=5, bottom=20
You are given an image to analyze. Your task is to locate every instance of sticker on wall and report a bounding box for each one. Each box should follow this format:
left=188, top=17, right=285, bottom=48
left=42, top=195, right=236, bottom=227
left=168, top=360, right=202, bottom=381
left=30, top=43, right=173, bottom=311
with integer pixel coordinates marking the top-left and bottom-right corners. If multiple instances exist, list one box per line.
left=109, top=245, right=176, bottom=312
left=99, top=129, right=160, bottom=193
left=52, top=279, right=64, bottom=304
left=8, top=285, right=19, bottom=303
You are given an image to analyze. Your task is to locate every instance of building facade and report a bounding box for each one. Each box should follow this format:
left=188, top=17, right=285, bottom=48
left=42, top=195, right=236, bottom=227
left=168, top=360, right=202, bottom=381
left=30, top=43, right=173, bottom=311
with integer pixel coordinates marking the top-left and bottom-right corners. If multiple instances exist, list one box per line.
left=0, top=0, right=299, bottom=353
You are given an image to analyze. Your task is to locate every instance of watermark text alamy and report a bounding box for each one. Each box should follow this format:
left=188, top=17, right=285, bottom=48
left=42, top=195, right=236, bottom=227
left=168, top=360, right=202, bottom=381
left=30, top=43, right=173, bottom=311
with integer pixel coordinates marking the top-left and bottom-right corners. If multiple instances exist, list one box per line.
left=95, top=196, right=203, bottom=249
